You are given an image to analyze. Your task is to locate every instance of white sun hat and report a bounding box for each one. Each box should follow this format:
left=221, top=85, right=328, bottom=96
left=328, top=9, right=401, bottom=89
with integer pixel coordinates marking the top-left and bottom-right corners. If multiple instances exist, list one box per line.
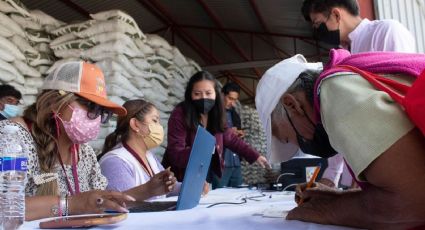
left=255, top=54, right=323, bottom=163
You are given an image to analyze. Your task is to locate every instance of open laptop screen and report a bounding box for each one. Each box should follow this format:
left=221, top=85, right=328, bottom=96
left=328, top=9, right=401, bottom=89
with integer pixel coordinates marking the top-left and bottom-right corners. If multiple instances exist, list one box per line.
left=176, top=126, right=216, bottom=210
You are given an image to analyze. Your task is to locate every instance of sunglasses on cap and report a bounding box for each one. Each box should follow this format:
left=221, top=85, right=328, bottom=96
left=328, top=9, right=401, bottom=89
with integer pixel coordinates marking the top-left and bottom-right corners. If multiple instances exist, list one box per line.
left=76, top=97, right=112, bottom=124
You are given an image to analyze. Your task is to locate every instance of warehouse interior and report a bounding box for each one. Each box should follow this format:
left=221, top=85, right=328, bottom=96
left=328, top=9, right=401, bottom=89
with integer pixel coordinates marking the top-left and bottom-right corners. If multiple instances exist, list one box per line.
left=20, top=0, right=377, bottom=103
left=0, top=0, right=376, bottom=161
left=2, top=1, right=425, bottom=229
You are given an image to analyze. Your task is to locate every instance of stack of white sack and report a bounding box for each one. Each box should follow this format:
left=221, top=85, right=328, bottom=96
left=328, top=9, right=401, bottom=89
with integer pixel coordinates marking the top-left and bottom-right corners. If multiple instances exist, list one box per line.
left=47, top=9, right=202, bottom=156
left=239, top=105, right=268, bottom=185
left=0, top=0, right=62, bottom=106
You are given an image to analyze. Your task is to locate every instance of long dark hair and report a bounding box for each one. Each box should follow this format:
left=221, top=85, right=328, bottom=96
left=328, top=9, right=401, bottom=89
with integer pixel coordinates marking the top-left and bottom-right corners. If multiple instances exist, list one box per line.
left=99, top=99, right=155, bottom=159
left=182, top=71, right=225, bottom=134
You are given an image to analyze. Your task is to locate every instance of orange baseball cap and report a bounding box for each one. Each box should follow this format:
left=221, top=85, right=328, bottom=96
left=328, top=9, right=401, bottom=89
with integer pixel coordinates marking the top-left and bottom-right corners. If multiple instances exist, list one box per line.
left=42, top=61, right=127, bottom=116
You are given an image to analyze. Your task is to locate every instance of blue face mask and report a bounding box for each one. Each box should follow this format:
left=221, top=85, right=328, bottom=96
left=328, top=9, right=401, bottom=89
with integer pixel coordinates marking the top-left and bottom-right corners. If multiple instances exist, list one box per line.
left=1, top=104, right=22, bottom=119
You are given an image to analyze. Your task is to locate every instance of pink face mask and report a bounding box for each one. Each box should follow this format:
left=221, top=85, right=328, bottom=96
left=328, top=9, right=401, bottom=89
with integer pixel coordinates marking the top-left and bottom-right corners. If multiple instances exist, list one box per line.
left=58, top=105, right=101, bottom=144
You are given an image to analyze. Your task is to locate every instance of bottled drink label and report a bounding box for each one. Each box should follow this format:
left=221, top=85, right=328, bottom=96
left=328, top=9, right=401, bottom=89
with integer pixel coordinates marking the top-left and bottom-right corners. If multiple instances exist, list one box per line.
left=0, top=157, right=28, bottom=171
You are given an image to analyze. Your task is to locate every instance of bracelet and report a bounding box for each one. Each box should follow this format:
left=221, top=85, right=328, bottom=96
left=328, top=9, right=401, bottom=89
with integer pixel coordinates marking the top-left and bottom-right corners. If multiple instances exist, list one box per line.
left=59, top=195, right=66, bottom=216
left=64, top=195, right=69, bottom=216
left=51, top=195, right=60, bottom=217
left=33, top=173, right=58, bottom=185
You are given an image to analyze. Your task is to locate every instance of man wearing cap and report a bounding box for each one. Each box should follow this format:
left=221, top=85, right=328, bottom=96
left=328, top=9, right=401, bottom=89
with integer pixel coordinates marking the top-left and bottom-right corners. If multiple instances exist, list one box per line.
left=255, top=53, right=425, bottom=228
left=0, top=84, right=22, bottom=120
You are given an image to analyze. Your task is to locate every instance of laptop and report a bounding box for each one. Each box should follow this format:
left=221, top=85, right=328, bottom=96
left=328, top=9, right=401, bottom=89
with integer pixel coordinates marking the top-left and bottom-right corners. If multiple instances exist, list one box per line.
left=130, top=126, right=216, bottom=212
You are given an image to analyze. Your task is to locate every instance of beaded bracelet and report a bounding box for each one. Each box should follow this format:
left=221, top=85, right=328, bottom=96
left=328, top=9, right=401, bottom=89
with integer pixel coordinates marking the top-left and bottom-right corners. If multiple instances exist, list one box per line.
left=51, top=196, right=60, bottom=217
left=33, top=173, right=58, bottom=185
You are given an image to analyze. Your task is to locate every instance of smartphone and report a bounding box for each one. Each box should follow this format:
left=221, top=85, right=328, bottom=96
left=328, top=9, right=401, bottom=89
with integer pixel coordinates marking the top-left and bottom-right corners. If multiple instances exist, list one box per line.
left=39, top=213, right=128, bottom=229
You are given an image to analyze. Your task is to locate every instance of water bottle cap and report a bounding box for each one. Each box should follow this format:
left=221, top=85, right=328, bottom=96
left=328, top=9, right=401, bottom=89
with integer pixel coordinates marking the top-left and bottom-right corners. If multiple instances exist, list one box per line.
left=3, top=125, right=20, bottom=134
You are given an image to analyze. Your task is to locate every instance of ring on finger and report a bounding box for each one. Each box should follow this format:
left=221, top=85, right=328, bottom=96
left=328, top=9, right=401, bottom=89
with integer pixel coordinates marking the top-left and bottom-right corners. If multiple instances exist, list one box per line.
left=96, top=197, right=104, bottom=208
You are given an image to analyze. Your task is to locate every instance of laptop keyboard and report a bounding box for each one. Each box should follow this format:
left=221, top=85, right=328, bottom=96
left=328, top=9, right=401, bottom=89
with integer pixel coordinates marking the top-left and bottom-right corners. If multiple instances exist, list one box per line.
left=129, top=201, right=177, bottom=212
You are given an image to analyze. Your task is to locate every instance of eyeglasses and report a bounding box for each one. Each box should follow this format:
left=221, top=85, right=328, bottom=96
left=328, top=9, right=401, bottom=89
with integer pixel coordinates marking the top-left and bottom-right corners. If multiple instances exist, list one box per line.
left=312, top=13, right=332, bottom=28
left=76, top=98, right=112, bottom=124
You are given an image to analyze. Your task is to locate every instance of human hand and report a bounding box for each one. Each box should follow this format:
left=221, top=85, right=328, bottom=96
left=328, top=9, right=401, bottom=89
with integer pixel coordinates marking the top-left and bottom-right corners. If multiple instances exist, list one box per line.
left=145, top=167, right=177, bottom=197
left=230, top=127, right=246, bottom=138
left=256, top=156, right=271, bottom=169
left=202, top=182, right=210, bottom=196
left=294, top=182, right=338, bottom=204
left=69, top=190, right=136, bottom=214
left=318, top=178, right=336, bottom=188
left=286, top=189, right=341, bottom=225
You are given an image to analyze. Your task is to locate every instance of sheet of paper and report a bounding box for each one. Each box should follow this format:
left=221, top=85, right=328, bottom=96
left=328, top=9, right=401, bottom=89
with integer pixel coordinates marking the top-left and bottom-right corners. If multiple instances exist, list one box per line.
left=253, top=205, right=292, bottom=218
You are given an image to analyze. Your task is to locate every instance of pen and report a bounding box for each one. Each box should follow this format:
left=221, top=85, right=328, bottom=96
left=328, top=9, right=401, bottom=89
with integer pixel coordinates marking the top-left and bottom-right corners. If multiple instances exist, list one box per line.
left=298, top=165, right=321, bottom=205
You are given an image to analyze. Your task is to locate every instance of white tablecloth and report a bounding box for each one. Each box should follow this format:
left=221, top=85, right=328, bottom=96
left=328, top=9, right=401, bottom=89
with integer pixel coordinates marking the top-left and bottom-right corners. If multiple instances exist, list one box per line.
left=22, top=188, right=361, bottom=230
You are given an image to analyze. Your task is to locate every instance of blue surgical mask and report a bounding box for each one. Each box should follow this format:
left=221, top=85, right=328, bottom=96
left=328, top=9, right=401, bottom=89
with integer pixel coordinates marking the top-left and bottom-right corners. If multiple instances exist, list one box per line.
left=1, top=104, right=22, bottom=119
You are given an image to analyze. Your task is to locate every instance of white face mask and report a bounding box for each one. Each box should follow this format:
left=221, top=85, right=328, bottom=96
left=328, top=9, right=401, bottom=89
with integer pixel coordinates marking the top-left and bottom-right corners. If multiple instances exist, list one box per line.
left=1, top=104, right=22, bottom=119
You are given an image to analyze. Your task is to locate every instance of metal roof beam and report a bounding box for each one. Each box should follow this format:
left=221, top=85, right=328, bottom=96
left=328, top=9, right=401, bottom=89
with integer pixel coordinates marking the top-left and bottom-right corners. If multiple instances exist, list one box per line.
left=136, top=0, right=171, bottom=25
left=256, top=35, right=291, bottom=57
left=204, top=59, right=281, bottom=72
left=140, top=0, right=255, bottom=97
left=149, top=26, right=169, bottom=34
left=138, top=0, right=215, bottom=63
left=59, top=0, right=90, bottom=19
left=298, top=38, right=330, bottom=52
left=249, top=0, right=285, bottom=59
left=249, top=0, right=269, bottom=33
left=196, top=0, right=262, bottom=78
left=178, top=24, right=312, bottom=39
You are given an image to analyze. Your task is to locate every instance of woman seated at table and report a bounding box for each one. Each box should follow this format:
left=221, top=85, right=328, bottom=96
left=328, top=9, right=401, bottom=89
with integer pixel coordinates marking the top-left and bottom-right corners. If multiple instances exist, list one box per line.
left=162, top=71, right=270, bottom=187
left=99, top=99, right=181, bottom=199
left=0, top=61, right=176, bottom=221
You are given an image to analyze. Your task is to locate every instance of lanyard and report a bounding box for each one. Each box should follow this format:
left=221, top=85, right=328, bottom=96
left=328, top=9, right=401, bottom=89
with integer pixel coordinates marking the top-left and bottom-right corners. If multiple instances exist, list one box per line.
left=123, top=142, right=154, bottom=178
left=57, top=144, right=80, bottom=195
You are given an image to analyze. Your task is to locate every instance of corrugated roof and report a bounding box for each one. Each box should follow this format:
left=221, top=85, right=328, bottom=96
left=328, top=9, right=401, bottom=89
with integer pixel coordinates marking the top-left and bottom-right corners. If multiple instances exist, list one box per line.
left=20, top=0, right=321, bottom=103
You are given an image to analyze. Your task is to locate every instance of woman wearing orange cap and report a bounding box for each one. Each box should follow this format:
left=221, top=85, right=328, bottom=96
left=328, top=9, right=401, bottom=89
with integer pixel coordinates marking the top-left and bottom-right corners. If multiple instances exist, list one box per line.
left=0, top=61, right=176, bottom=221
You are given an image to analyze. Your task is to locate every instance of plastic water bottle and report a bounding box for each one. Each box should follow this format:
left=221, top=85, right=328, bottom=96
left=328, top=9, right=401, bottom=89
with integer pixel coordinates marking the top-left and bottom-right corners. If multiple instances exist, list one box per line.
left=0, top=125, right=27, bottom=230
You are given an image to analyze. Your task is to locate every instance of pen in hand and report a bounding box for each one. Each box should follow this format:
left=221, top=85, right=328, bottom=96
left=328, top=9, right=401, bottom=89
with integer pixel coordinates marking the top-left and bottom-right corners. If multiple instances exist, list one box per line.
left=298, top=164, right=321, bottom=205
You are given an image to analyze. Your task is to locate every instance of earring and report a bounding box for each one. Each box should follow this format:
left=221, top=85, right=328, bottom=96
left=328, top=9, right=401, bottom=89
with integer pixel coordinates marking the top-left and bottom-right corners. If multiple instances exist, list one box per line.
left=136, top=129, right=140, bottom=133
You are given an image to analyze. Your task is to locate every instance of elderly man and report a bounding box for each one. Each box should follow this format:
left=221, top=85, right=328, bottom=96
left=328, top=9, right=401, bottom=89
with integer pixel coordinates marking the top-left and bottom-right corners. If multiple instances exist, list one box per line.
left=302, top=0, right=417, bottom=189
left=255, top=51, right=425, bottom=229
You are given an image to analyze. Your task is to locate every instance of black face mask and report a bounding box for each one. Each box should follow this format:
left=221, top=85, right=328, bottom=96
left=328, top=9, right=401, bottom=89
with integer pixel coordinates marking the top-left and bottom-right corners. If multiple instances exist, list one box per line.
left=313, top=22, right=340, bottom=46
left=285, top=108, right=337, bottom=158
left=193, top=98, right=215, bottom=114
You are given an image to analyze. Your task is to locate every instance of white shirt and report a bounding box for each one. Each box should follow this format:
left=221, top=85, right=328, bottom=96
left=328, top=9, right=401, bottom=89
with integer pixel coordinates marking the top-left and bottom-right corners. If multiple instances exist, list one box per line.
left=99, top=144, right=168, bottom=200
left=349, top=19, right=416, bottom=54
left=322, top=153, right=353, bottom=187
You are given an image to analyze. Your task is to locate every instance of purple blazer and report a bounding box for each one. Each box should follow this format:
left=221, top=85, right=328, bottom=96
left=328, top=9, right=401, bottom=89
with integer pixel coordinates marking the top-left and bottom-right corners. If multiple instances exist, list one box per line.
left=162, top=105, right=260, bottom=181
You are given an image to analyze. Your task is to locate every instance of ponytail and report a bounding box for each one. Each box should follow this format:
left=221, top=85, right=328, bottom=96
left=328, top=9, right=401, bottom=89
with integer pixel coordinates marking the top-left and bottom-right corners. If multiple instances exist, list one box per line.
left=99, top=131, right=121, bottom=160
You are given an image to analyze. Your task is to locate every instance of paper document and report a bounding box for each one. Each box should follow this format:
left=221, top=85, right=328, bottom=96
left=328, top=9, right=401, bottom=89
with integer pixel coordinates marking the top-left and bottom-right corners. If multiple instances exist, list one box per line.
left=254, top=205, right=292, bottom=218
